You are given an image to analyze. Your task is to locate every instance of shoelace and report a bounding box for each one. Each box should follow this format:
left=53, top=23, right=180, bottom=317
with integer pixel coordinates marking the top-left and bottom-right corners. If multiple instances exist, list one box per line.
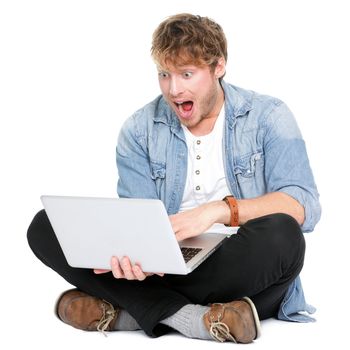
left=96, top=301, right=118, bottom=336
left=209, top=321, right=237, bottom=343
left=208, top=305, right=237, bottom=343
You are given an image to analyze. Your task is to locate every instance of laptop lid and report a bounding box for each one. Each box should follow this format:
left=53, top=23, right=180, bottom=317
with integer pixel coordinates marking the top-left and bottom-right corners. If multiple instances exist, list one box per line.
left=41, top=195, right=227, bottom=275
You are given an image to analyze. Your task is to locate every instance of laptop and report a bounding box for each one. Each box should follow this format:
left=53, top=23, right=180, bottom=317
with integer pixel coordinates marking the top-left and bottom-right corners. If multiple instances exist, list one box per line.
left=41, top=195, right=229, bottom=275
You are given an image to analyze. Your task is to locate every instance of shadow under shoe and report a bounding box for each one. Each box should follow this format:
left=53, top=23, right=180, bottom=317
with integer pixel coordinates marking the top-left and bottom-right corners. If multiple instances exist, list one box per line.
left=203, top=297, right=261, bottom=344
left=55, top=289, right=119, bottom=334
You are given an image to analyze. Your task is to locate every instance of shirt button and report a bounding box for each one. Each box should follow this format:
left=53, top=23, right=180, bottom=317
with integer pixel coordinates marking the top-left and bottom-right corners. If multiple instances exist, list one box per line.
left=196, top=140, right=201, bottom=145
left=195, top=186, right=201, bottom=191
left=195, top=170, right=200, bottom=175
left=196, top=155, right=201, bottom=160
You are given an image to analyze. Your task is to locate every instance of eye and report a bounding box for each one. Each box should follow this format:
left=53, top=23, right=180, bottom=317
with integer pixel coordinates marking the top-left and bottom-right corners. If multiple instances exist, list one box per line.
left=158, top=72, right=169, bottom=79
left=183, top=71, right=193, bottom=78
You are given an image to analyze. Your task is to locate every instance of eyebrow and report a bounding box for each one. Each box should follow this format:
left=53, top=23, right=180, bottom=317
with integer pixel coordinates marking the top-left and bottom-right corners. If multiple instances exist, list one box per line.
left=157, top=65, right=197, bottom=72
left=176, top=64, right=197, bottom=69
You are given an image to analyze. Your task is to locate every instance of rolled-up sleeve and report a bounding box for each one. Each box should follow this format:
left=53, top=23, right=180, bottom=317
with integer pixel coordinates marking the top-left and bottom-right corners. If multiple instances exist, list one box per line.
left=263, top=101, right=321, bottom=232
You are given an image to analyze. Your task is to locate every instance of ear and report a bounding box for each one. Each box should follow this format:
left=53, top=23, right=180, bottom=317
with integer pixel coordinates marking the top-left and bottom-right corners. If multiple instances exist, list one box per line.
left=214, top=57, right=226, bottom=79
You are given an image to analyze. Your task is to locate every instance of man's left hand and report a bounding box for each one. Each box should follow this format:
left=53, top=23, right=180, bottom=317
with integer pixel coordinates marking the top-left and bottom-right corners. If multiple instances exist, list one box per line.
left=169, top=201, right=230, bottom=241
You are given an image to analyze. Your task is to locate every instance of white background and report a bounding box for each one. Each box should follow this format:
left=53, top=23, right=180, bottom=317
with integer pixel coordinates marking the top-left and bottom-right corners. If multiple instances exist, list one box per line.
left=1, top=0, right=349, bottom=349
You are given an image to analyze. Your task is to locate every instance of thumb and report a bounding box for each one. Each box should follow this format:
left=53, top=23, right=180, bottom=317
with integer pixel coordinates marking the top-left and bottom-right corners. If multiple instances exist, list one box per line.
left=93, top=269, right=110, bottom=274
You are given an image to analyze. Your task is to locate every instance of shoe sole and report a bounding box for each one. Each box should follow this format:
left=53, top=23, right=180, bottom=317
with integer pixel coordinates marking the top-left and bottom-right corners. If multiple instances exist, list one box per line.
left=242, top=296, right=261, bottom=339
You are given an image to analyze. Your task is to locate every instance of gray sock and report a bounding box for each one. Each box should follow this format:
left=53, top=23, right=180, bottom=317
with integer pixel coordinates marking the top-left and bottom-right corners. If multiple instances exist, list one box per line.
left=160, top=304, right=211, bottom=340
left=113, top=309, right=141, bottom=331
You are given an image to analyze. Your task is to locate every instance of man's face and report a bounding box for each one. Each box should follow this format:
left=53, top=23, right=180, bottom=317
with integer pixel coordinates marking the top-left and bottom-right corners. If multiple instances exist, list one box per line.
left=157, top=60, right=225, bottom=131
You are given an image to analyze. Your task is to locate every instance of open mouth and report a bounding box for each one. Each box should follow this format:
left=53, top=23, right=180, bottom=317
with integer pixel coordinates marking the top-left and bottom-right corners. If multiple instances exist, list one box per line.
left=174, top=100, right=194, bottom=119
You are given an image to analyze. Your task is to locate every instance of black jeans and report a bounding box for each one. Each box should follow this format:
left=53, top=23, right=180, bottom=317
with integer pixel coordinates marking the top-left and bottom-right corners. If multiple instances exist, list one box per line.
left=27, top=210, right=305, bottom=337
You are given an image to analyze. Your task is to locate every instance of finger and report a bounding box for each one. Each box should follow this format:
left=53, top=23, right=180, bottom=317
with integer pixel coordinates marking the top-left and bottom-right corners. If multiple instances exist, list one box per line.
left=168, top=214, right=180, bottom=233
left=93, top=269, right=110, bottom=274
left=111, top=256, right=124, bottom=279
left=120, top=256, right=136, bottom=280
left=175, top=230, right=186, bottom=242
left=132, top=265, right=146, bottom=281
left=143, top=272, right=164, bottom=277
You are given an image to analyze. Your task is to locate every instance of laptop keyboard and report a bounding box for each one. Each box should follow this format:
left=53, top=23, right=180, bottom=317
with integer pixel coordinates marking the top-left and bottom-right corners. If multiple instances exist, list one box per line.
left=180, top=247, right=202, bottom=263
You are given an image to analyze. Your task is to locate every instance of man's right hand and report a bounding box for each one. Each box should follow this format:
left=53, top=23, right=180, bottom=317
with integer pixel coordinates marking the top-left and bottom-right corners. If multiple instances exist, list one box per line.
left=93, top=256, right=164, bottom=281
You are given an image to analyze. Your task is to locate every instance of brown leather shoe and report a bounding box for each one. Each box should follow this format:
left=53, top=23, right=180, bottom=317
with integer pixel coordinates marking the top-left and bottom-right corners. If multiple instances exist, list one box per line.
left=55, top=289, right=119, bottom=334
left=203, top=297, right=261, bottom=344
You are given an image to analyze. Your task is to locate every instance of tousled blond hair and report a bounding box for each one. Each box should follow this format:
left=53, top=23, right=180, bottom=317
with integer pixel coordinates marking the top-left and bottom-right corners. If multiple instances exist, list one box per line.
left=151, top=13, right=227, bottom=72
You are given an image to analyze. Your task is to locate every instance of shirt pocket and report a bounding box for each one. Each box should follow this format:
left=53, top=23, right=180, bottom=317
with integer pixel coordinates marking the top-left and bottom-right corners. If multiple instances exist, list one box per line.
left=234, top=151, right=266, bottom=197
left=150, top=160, right=166, bottom=197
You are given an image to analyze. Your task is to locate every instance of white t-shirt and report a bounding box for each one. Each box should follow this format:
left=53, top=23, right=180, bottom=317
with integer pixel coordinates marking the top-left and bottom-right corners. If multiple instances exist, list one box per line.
left=180, top=107, right=237, bottom=235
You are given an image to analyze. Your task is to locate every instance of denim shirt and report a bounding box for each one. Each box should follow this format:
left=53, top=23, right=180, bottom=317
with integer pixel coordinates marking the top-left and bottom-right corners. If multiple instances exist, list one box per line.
left=116, top=80, right=321, bottom=322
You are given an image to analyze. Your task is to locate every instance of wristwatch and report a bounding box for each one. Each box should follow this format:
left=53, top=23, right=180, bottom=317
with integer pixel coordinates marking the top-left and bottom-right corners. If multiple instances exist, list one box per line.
left=222, top=195, right=239, bottom=227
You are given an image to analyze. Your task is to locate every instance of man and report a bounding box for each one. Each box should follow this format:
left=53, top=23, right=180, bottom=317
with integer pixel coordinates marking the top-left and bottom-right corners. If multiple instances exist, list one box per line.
left=27, top=13, right=321, bottom=344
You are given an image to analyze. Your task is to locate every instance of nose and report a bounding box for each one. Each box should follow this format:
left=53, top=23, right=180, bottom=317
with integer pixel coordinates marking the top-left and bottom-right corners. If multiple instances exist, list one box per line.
left=169, top=76, right=184, bottom=97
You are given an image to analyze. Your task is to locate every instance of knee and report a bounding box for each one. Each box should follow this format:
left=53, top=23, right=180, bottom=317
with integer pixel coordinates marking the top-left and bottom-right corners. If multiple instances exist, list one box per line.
left=27, top=209, right=50, bottom=253
left=269, top=212, right=303, bottom=237
left=243, top=213, right=305, bottom=257
left=264, top=213, right=305, bottom=257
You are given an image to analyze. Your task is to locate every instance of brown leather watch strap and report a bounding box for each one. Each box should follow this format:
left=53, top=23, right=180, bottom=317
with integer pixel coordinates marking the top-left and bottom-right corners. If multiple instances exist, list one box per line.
left=223, top=196, right=239, bottom=227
